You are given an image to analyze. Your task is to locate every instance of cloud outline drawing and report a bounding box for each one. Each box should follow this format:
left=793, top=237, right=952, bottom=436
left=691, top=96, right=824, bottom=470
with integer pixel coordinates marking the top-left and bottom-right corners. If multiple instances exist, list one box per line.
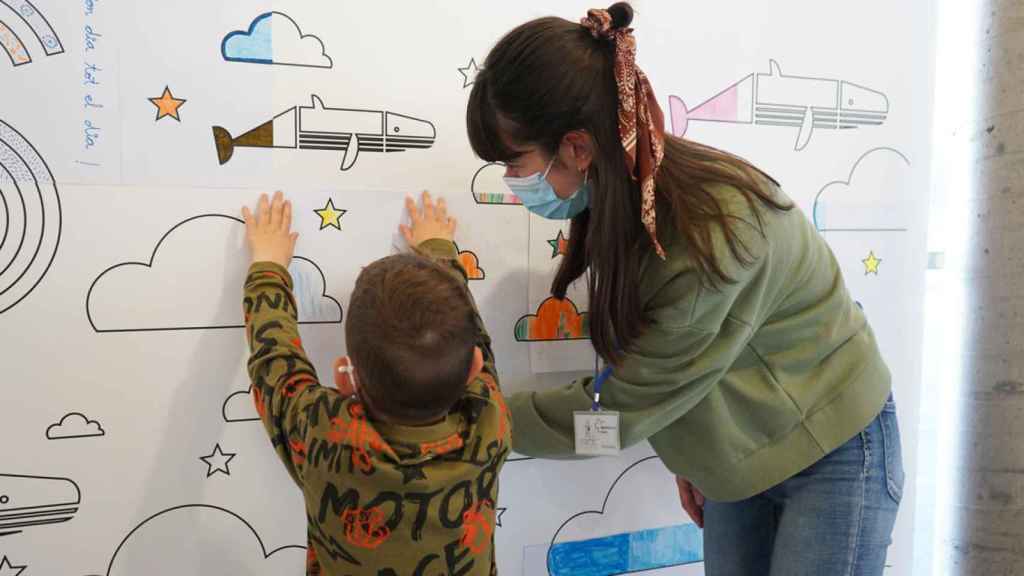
left=514, top=297, right=590, bottom=342
left=221, top=11, right=333, bottom=69
left=222, top=388, right=260, bottom=423
left=471, top=162, right=522, bottom=206
left=85, top=214, right=343, bottom=333
left=455, top=246, right=485, bottom=280
left=547, top=456, right=704, bottom=575
left=46, top=412, right=105, bottom=440
left=812, top=147, right=911, bottom=233
left=103, top=504, right=306, bottom=576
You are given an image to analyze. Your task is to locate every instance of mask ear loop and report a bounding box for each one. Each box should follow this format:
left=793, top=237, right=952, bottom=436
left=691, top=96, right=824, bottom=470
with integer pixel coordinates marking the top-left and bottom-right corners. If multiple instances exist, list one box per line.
left=541, top=155, right=557, bottom=179
left=563, top=167, right=590, bottom=202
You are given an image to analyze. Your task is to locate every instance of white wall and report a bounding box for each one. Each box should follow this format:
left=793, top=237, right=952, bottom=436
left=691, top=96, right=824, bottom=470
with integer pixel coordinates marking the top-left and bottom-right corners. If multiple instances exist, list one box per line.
left=0, top=1, right=933, bottom=574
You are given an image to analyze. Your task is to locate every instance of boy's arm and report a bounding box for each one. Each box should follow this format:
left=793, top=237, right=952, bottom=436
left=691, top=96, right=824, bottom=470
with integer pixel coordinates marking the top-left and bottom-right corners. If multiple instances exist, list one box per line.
left=244, top=261, right=336, bottom=486
left=414, top=238, right=499, bottom=387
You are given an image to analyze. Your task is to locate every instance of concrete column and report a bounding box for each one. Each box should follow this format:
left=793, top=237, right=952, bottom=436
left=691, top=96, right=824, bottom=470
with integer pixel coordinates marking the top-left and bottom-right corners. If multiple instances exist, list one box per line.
left=950, top=0, right=1024, bottom=573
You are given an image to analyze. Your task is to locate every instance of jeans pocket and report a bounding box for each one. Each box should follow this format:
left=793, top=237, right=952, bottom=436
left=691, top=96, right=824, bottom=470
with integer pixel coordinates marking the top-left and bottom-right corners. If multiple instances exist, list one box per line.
left=880, top=396, right=905, bottom=503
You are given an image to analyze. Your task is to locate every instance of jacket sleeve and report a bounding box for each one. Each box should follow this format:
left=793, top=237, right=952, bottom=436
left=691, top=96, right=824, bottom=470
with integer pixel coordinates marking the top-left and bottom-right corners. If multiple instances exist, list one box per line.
left=414, top=239, right=500, bottom=390
left=506, top=227, right=768, bottom=458
left=244, top=261, right=341, bottom=486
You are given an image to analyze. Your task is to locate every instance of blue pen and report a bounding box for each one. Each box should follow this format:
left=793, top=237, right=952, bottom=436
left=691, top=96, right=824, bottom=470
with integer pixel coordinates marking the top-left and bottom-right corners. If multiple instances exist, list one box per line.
left=591, top=366, right=614, bottom=411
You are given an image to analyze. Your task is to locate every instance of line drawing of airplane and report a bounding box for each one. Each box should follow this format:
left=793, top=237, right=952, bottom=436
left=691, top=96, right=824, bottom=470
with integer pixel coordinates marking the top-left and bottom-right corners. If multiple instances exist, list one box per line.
left=668, top=60, right=889, bottom=151
left=0, top=473, right=81, bottom=537
left=212, top=95, right=436, bottom=171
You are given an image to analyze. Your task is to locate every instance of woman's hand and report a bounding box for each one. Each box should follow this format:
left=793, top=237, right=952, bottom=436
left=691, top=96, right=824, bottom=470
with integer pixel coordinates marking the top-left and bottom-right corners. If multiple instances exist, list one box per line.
left=400, top=191, right=457, bottom=246
left=676, top=476, right=706, bottom=528
left=242, top=191, right=298, bottom=268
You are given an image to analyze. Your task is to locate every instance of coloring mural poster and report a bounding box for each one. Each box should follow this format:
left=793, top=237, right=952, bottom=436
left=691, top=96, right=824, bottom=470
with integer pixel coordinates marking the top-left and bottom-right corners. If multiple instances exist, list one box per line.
left=0, top=1, right=932, bottom=574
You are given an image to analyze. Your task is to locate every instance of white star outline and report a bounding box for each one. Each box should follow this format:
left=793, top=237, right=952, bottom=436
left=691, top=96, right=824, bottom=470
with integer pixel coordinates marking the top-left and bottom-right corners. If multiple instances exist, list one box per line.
left=199, top=443, right=237, bottom=478
left=458, top=57, right=481, bottom=88
left=0, top=556, right=26, bottom=576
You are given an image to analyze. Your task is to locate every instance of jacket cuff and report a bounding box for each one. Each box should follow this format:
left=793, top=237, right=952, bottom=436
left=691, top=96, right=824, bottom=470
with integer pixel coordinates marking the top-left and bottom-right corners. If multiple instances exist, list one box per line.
left=248, top=261, right=294, bottom=289
left=415, top=238, right=460, bottom=261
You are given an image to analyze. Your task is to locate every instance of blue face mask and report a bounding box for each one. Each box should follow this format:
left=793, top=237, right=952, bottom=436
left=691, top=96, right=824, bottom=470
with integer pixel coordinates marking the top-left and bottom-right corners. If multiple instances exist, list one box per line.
left=503, top=157, right=590, bottom=220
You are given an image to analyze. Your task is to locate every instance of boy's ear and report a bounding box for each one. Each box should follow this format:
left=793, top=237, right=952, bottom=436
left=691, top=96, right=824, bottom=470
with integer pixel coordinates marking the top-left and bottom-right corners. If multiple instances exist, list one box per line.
left=334, top=356, right=356, bottom=396
left=465, top=346, right=485, bottom=384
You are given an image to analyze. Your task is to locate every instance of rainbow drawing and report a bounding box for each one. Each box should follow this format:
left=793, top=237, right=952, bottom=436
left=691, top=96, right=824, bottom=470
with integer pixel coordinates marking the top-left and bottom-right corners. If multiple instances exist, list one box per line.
left=0, top=119, right=62, bottom=315
left=0, top=20, right=30, bottom=66
left=0, top=0, right=63, bottom=68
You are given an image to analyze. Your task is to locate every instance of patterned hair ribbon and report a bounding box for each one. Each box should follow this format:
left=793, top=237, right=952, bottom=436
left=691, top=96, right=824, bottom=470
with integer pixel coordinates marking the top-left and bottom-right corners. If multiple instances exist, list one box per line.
left=581, top=8, right=668, bottom=259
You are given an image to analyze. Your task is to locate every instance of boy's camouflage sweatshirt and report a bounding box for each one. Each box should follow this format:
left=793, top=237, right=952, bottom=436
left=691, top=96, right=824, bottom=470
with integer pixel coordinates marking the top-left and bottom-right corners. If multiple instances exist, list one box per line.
left=243, top=239, right=510, bottom=576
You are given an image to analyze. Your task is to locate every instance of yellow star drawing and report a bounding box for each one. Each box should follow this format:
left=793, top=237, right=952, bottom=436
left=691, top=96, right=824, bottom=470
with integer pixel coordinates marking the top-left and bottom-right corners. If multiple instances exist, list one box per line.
left=314, top=199, right=347, bottom=231
left=148, top=86, right=187, bottom=122
left=862, top=251, right=882, bottom=275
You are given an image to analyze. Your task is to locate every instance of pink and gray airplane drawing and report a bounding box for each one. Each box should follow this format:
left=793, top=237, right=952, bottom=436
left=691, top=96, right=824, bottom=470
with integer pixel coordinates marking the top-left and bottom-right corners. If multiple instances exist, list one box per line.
left=668, top=60, right=888, bottom=151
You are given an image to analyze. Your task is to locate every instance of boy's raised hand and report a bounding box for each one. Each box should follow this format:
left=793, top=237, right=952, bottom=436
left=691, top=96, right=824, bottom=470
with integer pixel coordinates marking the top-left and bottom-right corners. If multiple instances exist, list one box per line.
left=242, top=191, right=298, bottom=268
left=400, top=191, right=457, bottom=247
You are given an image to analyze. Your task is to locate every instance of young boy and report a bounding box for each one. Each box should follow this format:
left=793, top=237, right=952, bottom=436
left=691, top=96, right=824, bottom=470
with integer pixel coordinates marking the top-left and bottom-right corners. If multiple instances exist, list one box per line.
left=241, top=191, right=510, bottom=575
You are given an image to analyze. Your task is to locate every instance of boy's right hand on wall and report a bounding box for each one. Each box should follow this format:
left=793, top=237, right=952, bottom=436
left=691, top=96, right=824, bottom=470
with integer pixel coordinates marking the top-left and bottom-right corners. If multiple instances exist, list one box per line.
left=242, top=191, right=298, bottom=268
left=400, top=191, right=457, bottom=246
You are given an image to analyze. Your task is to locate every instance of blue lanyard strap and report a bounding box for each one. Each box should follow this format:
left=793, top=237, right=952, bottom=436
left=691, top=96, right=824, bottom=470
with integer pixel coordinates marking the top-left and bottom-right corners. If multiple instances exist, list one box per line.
left=591, top=366, right=614, bottom=411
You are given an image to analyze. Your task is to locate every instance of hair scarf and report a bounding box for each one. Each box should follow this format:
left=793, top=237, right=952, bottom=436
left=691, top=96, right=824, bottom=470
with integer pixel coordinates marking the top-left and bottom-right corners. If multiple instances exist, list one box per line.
left=581, top=8, right=667, bottom=259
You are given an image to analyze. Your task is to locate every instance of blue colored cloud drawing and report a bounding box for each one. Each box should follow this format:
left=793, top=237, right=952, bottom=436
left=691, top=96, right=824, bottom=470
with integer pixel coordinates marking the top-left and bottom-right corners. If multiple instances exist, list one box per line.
left=221, top=12, right=333, bottom=69
left=547, top=457, right=704, bottom=575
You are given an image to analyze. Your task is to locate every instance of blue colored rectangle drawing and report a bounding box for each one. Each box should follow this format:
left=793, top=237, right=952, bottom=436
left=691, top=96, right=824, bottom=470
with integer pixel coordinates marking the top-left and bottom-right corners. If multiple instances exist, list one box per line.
left=548, top=523, right=703, bottom=576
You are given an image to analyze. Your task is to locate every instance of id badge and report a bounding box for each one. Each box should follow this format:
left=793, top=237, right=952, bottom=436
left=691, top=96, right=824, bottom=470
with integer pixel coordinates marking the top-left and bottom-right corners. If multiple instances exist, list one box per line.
left=573, top=410, right=621, bottom=456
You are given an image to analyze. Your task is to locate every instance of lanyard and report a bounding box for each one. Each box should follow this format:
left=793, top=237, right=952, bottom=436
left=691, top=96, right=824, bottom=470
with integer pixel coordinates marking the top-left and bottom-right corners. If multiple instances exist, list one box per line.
left=591, top=365, right=614, bottom=411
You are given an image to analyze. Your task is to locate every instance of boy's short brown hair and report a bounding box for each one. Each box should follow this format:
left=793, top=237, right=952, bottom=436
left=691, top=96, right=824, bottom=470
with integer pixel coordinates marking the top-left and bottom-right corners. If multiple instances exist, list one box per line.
left=345, top=253, right=477, bottom=423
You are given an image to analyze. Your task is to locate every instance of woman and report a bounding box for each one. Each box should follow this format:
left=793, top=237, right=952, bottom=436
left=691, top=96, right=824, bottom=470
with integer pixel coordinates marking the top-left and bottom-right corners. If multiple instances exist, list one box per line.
left=464, top=3, right=904, bottom=575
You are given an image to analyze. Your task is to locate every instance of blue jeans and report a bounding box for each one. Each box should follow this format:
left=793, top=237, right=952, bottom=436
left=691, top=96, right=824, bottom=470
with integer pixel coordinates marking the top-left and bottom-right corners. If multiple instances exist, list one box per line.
left=703, top=395, right=904, bottom=576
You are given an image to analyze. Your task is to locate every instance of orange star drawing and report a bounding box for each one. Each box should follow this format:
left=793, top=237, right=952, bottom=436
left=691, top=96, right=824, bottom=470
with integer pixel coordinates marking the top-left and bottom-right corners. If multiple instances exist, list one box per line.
left=149, top=86, right=187, bottom=122
left=548, top=230, right=569, bottom=258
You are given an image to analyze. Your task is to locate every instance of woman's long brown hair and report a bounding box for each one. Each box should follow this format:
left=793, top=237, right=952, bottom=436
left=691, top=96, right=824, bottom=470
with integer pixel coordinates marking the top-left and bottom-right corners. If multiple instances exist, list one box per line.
left=467, top=3, right=791, bottom=364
